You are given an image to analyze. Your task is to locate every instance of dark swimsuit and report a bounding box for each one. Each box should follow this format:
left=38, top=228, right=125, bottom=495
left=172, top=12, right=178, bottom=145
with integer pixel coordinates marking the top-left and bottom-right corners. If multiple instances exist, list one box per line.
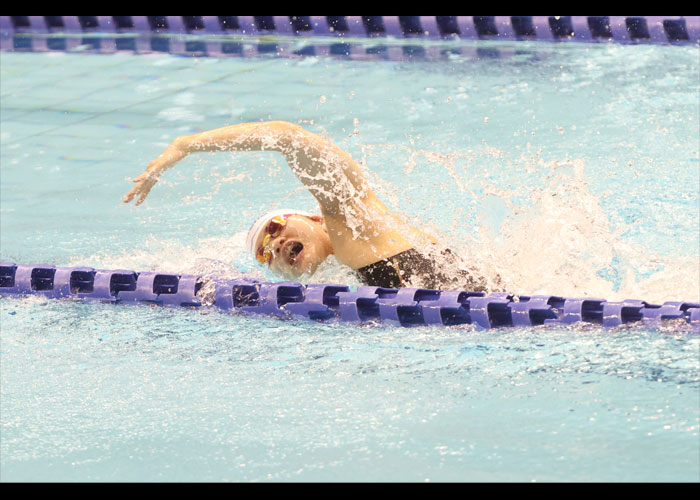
left=356, top=248, right=489, bottom=292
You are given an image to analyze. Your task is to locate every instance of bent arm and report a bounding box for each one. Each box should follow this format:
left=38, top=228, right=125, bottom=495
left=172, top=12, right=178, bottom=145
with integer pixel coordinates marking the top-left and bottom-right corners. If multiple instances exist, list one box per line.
left=123, top=121, right=374, bottom=213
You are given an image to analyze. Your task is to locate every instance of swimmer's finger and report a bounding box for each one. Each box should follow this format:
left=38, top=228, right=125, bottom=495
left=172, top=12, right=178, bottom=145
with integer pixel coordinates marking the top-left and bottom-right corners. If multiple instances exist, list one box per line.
left=123, top=181, right=138, bottom=200
left=135, top=190, right=150, bottom=206
left=123, top=169, right=160, bottom=202
left=134, top=179, right=156, bottom=205
left=123, top=180, right=149, bottom=203
left=123, top=186, right=140, bottom=203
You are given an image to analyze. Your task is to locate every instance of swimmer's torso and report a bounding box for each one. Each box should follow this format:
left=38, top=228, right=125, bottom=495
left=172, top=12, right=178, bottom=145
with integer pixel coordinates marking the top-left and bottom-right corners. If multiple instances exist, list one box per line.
left=321, top=194, right=436, bottom=270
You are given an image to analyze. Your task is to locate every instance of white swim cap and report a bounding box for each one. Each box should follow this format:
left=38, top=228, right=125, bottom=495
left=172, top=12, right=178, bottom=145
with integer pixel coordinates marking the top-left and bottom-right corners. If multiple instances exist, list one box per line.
left=245, top=209, right=312, bottom=258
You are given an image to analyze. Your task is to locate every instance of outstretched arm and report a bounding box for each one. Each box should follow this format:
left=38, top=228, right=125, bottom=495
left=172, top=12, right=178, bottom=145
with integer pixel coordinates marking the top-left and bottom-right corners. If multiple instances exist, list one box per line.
left=123, top=121, right=374, bottom=214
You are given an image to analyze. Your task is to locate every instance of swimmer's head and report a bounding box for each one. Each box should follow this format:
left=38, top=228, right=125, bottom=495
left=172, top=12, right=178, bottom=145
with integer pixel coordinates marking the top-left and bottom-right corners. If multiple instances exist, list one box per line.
left=246, top=209, right=333, bottom=280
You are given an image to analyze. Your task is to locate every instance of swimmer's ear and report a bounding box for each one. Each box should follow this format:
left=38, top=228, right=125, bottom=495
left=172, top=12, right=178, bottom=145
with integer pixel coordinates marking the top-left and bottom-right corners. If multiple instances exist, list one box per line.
left=308, top=214, right=328, bottom=233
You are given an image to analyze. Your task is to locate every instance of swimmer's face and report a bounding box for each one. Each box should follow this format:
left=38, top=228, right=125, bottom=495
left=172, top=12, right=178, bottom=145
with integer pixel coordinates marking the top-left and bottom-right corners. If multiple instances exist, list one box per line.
left=254, top=214, right=333, bottom=280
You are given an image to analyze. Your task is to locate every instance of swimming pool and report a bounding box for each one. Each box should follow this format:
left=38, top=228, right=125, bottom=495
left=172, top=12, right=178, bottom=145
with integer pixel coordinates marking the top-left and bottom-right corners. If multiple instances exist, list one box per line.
left=1, top=31, right=699, bottom=481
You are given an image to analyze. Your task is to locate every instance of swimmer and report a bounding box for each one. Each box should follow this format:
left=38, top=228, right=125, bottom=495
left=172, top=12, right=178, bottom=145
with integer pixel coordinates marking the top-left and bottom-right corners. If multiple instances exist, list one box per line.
left=124, top=121, right=490, bottom=291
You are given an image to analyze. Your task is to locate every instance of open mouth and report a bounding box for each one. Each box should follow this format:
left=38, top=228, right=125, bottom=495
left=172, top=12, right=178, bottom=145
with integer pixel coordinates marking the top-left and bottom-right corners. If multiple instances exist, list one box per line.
left=286, top=241, right=304, bottom=266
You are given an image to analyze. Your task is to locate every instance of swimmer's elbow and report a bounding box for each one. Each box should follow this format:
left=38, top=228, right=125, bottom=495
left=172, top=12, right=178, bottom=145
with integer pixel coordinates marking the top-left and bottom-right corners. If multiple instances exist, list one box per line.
left=265, top=121, right=323, bottom=152
left=265, top=120, right=305, bottom=135
left=269, top=121, right=320, bottom=140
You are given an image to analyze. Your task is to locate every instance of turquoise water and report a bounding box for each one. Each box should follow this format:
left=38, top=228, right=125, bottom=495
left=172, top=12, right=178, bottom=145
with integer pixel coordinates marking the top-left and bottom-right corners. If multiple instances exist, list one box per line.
left=1, top=38, right=699, bottom=482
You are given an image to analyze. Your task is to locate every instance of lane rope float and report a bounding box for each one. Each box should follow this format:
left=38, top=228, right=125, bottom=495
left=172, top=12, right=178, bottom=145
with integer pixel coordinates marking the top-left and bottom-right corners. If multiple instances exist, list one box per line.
left=1, top=262, right=698, bottom=330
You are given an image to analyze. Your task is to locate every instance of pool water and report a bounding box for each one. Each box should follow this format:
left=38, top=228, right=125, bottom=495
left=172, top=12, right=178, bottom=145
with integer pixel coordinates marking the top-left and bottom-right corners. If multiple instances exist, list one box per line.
left=1, top=36, right=698, bottom=482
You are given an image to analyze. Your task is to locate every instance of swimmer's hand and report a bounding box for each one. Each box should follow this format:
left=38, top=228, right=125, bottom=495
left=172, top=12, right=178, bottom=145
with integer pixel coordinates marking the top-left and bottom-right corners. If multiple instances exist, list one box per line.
left=123, top=139, right=188, bottom=205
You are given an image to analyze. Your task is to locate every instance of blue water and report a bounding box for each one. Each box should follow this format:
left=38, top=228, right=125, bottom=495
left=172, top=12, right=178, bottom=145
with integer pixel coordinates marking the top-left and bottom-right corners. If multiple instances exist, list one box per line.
left=1, top=37, right=699, bottom=482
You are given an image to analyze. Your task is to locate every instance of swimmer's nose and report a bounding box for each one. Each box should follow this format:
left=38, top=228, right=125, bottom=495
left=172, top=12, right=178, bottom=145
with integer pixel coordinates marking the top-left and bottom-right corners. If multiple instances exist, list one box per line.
left=271, top=238, right=286, bottom=257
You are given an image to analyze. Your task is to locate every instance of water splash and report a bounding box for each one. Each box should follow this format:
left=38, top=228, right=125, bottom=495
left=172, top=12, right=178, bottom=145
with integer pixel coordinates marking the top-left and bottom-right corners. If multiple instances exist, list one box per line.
left=356, top=139, right=699, bottom=303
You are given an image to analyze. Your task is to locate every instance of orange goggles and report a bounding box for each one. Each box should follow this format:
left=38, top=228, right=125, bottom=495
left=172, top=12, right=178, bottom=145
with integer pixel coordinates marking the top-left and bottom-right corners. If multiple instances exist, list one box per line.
left=255, top=214, right=292, bottom=265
